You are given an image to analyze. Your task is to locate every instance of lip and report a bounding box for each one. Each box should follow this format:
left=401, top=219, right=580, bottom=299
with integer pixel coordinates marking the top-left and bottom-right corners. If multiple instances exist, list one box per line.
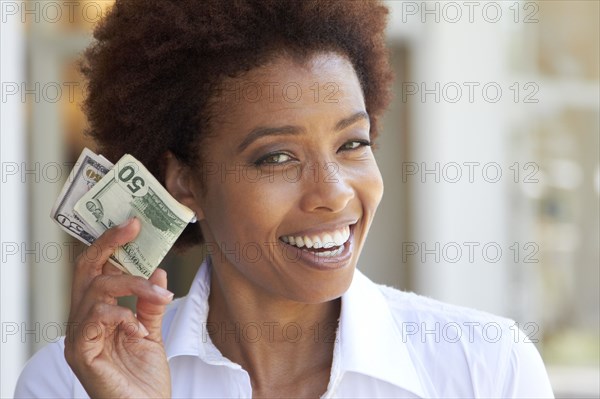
left=278, top=223, right=356, bottom=271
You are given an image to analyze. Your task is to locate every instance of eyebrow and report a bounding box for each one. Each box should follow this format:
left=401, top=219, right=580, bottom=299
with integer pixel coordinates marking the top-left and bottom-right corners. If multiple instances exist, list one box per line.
left=237, top=111, right=370, bottom=153
left=334, top=110, right=369, bottom=131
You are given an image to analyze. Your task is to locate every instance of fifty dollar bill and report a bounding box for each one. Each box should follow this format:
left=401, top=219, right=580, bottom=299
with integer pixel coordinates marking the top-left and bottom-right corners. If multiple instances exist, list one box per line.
left=50, top=148, right=130, bottom=272
left=51, top=149, right=195, bottom=278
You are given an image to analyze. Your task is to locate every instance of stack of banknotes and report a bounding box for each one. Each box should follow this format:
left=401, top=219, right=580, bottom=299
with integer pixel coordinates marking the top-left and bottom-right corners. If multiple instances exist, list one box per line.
left=50, top=148, right=196, bottom=278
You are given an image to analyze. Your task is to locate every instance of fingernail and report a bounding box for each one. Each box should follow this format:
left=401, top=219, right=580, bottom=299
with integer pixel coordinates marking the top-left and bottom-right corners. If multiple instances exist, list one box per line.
left=138, top=322, right=149, bottom=337
left=118, top=218, right=135, bottom=229
left=152, top=284, right=174, bottom=299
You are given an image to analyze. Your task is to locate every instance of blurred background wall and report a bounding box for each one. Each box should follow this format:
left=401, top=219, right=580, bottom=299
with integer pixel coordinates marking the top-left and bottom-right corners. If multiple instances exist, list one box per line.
left=1, top=1, right=598, bottom=397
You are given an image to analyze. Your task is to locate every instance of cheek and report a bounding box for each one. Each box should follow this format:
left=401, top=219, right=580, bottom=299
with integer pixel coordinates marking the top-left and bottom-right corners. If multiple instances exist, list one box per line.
left=371, top=166, right=384, bottom=206
left=247, top=182, right=304, bottom=243
left=355, top=160, right=384, bottom=211
left=204, top=177, right=295, bottom=241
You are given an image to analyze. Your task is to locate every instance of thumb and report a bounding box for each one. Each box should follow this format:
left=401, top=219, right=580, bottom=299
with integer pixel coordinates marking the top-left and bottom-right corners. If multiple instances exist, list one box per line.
left=136, top=267, right=173, bottom=342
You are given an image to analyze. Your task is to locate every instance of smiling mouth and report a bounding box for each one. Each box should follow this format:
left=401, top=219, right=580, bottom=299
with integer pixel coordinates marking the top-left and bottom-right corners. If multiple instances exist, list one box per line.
left=279, top=224, right=354, bottom=257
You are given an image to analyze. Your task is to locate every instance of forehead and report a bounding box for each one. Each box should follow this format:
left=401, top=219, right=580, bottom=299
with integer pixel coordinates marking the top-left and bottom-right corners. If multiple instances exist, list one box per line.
left=207, top=52, right=366, bottom=130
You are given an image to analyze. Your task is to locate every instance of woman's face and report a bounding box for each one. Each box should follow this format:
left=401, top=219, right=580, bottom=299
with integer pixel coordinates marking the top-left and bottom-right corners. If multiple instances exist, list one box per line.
left=188, top=52, right=383, bottom=303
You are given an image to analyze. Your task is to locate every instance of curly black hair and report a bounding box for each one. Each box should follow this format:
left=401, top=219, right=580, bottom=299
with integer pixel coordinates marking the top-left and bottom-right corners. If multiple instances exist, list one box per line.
left=81, top=0, right=394, bottom=249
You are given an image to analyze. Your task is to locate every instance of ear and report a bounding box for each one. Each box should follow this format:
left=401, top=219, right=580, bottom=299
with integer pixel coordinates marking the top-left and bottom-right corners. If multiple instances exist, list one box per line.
left=163, top=151, right=206, bottom=221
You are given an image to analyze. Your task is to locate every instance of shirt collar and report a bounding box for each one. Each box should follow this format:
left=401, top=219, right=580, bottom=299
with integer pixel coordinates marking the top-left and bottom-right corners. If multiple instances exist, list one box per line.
left=163, top=257, right=426, bottom=396
left=163, top=256, right=237, bottom=365
left=336, top=268, right=426, bottom=397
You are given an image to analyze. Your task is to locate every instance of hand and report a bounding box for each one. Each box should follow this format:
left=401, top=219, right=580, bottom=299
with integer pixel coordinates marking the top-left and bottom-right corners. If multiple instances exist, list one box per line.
left=64, top=218, right=173, bottom=398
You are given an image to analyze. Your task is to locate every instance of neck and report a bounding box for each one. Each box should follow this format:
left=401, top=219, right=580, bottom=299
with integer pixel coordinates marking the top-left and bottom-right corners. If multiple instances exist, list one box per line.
left=206, top=259, right=341, bottom=394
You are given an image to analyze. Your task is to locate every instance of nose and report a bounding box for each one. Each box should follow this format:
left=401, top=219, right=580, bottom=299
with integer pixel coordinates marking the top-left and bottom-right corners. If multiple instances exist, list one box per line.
left=299, top=161, right=355, bottom=213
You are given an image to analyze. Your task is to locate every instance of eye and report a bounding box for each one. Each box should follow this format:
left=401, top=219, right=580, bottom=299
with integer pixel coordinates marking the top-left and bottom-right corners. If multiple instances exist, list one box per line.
left=254, top=152, right=293, bottom=166
left=338, top=139, right=372, bottom=152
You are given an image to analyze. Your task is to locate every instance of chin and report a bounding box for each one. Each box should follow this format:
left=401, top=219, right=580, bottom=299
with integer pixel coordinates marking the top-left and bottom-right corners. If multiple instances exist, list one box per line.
left=283, top=266, right=356, bottom=304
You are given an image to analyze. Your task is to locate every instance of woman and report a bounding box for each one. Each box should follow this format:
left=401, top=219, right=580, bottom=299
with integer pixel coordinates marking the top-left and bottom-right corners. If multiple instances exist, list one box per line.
left=16, top=1, right=554, bottom=398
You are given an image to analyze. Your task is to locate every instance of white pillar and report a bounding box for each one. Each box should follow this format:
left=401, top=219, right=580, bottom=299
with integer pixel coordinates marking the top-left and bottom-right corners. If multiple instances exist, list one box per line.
left=408, top=7, right=512, bottom=316
left=1, top=12, right=30, bottom=397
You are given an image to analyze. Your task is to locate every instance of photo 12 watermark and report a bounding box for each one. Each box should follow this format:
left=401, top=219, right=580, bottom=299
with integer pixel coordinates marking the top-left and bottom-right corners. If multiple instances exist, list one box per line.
left=1, top=81, right=85, bottom=104
left=401, top=241, right=540, bottom=264
left=1, top=1, right=110, bottom=24
left=400, top=162, right=540, bottom=184
left=1, top=321, right=146, bottom=345
left=202, top=321, right=338, bottom=344
left=400, top=320, right=539, bottom=344
left=401, top=82, right=539, bottom=104
left=205, top=81, right=340, bottom=105
left=399, top=2, right=539, bottom=24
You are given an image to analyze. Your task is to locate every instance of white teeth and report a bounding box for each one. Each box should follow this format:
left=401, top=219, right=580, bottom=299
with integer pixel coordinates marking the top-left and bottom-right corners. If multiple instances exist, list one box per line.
left=322, top=233, right=335, bottom=249
left=282, top=225, right=351, bottom=250
left=312, top=238, right=322, bottom=249
left=333, top=231, right=344, bottom=246
left=303, top=236, right=313, bottom=249
left=314, top=244, right=345, bottom=258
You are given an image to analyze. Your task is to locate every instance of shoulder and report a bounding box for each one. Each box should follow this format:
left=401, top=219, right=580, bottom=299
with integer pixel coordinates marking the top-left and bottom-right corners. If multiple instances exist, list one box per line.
left=14, top=338, right=83, bottom=398
left=378, top=282, right=516, bottom=332
left=375, top=283, right=553, bottom=397
left=377, top=282, right=517, bottom=369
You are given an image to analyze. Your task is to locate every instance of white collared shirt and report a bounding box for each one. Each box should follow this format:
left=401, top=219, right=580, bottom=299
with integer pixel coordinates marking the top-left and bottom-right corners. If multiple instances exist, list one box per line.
left=15, top=258, right=554, bottom=398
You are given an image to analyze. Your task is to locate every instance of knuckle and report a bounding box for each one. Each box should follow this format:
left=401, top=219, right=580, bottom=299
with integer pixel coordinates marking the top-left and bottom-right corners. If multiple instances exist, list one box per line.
left=90, top=302, right=107, bottom=318
left=98, top=231, right=120, bottom=250
left=131, top=276, right=150, bottom=291
left=89, top=275, right=110, bottom=293
left=80, top=352, right=96, bottom=369
left=120, top=307, right=135, bottom=321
